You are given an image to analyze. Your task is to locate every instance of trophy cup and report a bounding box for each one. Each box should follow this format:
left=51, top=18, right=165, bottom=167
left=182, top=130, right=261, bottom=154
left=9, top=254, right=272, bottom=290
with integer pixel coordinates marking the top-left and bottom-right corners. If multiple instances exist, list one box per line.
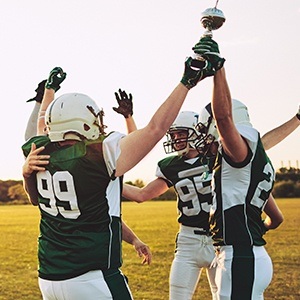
left=192, top=1, right=226, bottom=69
left=200, top=5, right=226, bottom=38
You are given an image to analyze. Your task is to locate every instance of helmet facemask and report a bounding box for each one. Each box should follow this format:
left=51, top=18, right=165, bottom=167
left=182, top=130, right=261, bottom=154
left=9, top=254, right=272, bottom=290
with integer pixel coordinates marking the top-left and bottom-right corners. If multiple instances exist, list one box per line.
left=163, top=127, right=200, bottom=156
left=163, top=111, right=200, bottom=156
left=194, top=118, right=217, bottom=156
left=196, top=104, right=219, bottom=156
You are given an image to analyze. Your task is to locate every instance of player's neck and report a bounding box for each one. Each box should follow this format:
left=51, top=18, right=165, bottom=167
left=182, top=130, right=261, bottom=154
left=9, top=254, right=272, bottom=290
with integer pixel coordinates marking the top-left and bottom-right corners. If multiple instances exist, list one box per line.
left=185, top=149, right=199, bottom=159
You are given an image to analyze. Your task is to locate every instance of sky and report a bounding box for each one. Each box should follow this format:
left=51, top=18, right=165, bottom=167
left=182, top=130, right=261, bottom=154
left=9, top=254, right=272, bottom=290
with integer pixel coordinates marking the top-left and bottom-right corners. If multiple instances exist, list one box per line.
left=0, top=0, right=299, bottom=183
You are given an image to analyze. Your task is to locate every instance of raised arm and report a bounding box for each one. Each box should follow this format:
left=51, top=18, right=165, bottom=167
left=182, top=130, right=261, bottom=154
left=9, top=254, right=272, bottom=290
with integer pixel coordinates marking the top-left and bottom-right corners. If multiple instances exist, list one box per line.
left=114, top=55, right=217, bottom=177
left=37, top=67, right=67, bottom=135
left=193, top=38, right=249, bottom=163
left=25, top=80, right=46, bottom=140
left=22, top=67, right=66, bottom=204
left=212, top=68, right=249, bottom=162
left=122, top=220, right=152, bottom=265
left=261, top=106, right=300, bottom=150
left=113, top=89, right=137, bottom=133
left=123, top=178, right=169, bottom=203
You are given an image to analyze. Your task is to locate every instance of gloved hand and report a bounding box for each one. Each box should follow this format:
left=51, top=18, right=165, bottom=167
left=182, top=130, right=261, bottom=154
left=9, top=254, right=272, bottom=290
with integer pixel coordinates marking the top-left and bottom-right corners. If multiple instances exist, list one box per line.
left=180, top=57, right=215, bottom=89
left=27, top=79, right=47, bottom=103
left=193, top=37, right=225, bottom=71
left=45, top=67, right=67, bottom=92
left=113, top=89, right=133, bottom=118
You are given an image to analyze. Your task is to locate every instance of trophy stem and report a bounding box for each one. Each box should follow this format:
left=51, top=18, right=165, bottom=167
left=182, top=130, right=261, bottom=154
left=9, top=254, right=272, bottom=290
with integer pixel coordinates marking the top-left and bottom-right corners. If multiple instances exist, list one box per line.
left=192, top=2, right=225, bottom=65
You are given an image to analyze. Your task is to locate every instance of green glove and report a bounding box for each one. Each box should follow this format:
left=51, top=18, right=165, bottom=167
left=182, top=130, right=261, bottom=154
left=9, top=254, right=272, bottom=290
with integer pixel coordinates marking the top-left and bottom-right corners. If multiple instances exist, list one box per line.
left=180, top=57, right=215, bottom=89
left=113, top=89, right=133, bottom=118
left=193, top=37, right=225, bottom=71
left=45, top=67, right=67, bottom=91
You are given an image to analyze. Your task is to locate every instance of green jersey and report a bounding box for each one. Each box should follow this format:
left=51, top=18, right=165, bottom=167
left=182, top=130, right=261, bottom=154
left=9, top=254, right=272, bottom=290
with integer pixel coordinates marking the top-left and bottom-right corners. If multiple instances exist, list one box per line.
left=22, top=132, right=125, bottom=280
left=210, top=125, right=275, bottom=246
left=156, top=154, right=214, bottom=230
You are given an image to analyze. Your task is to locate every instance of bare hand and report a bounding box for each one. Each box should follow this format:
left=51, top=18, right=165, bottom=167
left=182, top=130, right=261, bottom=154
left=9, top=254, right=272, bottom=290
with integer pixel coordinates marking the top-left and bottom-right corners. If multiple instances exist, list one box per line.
left=22, top=143, right=50, bottom=178
left=133, top=239, right=152, bottom=265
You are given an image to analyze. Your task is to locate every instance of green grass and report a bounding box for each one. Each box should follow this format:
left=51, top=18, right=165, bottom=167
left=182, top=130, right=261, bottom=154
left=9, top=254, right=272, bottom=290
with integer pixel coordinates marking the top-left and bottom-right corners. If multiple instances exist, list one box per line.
left=0, top=200, right=299, bottom=300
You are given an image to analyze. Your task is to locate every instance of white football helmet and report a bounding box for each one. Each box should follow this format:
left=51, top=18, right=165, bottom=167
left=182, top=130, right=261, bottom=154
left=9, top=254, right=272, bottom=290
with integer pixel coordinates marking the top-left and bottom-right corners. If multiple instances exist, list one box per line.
left=163, top=111, right=200, bottom=156
left=45, top=93, right=106, bottom=142
left=231, top=99, right=252, bottom=127
left=196, top=99, right=252, bottom=153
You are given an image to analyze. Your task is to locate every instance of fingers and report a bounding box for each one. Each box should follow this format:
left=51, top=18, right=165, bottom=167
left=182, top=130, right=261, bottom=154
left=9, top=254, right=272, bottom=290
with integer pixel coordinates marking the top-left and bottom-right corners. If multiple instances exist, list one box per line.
left=23, top=144, right=50, bottom=177
left=31, top=142, right=37, bottom=152
left=193, top=38, right=219, bottom=55
left=46, top=67, right=66, bottom=91
left=114, top=92, right=121, bottom=102
left=118, top=89, right=132, bottom=102
left=137, top=245, right=152, bottom=265
left=119, top=89, right=127, bottom=101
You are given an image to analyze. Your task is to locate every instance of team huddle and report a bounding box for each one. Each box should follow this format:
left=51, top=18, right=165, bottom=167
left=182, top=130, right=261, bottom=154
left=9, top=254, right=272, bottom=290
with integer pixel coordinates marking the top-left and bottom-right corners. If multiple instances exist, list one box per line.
left=22, top=37, right=300, bottom=300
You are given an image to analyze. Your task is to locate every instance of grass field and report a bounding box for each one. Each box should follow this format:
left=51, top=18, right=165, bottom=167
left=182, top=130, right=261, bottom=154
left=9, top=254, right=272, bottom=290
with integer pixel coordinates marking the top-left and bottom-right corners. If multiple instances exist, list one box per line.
left=0, top=200, right=299, bottom=300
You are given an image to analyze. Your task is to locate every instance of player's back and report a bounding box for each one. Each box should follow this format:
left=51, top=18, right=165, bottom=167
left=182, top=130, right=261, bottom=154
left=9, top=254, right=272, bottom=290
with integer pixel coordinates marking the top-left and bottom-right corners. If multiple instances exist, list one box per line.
left=22, top=135, right=123, bottom=280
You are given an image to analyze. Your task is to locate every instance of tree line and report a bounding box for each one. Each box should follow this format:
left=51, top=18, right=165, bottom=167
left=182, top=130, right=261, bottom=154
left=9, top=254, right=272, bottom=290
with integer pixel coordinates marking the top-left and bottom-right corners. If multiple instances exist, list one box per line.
left=1, top=167, right=299, bottom=205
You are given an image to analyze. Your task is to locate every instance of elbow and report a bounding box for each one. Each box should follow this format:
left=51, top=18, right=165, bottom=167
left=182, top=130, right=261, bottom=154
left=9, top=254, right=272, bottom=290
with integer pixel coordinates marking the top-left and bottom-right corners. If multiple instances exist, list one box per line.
left=275, top=210, right=284, bottom=227
left=270, top=214, right=284, bottom=230
left=28, top=195, right=39, bottom=206
left=275, top=214, right=284, bottom=228
left=29, top=196, right=39, bottom=206
left=137, top=191, right=149, bottom=203
left=128, top=198, right=147, bottom=204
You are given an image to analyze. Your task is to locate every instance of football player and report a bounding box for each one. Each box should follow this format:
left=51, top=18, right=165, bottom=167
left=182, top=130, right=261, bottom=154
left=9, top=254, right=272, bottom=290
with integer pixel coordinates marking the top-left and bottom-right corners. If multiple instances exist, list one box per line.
left=25, top=73, right=151, bottom=267
left=123, top=110, right=219, bottom=300
left=122, top=71, right=299, bottom=300
left=21, top=56, right=213, bottom=300
left=194, top=37, right=285, bottom=300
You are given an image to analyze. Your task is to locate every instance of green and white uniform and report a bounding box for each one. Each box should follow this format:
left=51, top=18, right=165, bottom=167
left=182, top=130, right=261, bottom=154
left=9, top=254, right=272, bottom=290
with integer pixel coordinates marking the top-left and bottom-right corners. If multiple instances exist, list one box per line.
left=210, top=125, right=275, bottom=300
left=22, top=132, right=133, bottom=300
left=156, top=154, right=217, bottom=300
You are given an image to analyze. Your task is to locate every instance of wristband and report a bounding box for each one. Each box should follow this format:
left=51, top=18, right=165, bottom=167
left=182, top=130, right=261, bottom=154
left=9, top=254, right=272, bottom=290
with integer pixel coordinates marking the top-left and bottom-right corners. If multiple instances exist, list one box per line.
left=296, top=113, right=300, bottom=121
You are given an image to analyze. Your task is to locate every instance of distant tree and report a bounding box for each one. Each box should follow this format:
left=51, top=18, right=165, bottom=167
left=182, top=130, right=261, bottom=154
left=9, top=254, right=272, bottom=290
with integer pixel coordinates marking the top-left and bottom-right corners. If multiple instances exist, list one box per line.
left=273, top=167, right=300, bottom=198
left=273, top=180, right=296, bottom=198
left=8, top=184, right=28, bottom=203
left=0, top=180, right=23, bottom=203
left=276, top=167, right=300, bottom=182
